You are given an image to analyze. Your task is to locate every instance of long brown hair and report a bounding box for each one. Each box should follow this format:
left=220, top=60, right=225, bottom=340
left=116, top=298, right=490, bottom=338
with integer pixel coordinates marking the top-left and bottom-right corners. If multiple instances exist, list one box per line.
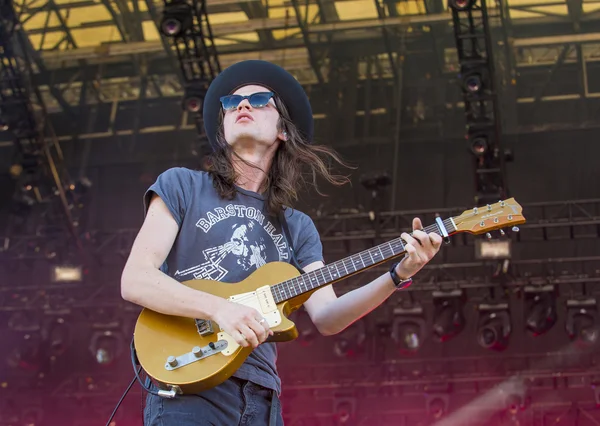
left=204, top=95, right=352, bottom=215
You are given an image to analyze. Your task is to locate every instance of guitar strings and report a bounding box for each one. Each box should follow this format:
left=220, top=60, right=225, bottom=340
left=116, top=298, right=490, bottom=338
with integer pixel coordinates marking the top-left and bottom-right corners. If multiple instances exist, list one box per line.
left=228, top=218, right=456, bottom=306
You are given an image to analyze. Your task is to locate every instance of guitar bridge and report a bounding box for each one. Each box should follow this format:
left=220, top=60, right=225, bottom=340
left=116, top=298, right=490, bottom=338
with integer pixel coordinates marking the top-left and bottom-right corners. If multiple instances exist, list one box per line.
left=195, top=319, right=214, bottom=336
left=164, top=340, right=228, bottom=371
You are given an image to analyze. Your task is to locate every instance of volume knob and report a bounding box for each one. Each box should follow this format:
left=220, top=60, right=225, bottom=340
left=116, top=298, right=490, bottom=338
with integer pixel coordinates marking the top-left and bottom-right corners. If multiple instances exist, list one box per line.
left=167, top=356, right=178, bottom=367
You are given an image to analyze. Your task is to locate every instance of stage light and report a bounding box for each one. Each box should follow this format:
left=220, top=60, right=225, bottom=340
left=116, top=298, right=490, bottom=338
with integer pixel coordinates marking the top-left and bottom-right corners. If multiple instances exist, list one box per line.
left=427, top=395, right=449, bottom=420
left=334, top=398, right=355, bottom=425
left=7, top=333, right=43, bottom=372
left=475, top=239, right=511, bottom=259
left=463, top=71, right=484, bottom=94
left=477, top=303, right=511, bottom=351
left=470, top=134, right=488, bottom=156
left=449, top=0, right=475, bottom=10
left=524, top=286, right=556, bottom=336
left=160, top=0, right=192, bottom=37
left=90, top=331, right=123, bottom=365
left=184, top=96, right=202, bottom=113
left=333, top=320, right=366, bottom=358
left=432, top=290, right=465, bottom=341
left=183, top=84, right=208, bottom=113
left=0, top=120, right=8, bottom=131
left=566, top=298, right=598, bottom=344
left=52, top=265, right=82, bottom=282
left=47, top=318, right=70, bottom=357
left=392, top=305, right=425, bottom=353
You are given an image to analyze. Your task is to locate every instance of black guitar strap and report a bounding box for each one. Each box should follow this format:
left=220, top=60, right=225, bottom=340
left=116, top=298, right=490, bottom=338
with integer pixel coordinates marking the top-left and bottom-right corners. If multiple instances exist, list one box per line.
left=279, top=208, right=304, bottom=273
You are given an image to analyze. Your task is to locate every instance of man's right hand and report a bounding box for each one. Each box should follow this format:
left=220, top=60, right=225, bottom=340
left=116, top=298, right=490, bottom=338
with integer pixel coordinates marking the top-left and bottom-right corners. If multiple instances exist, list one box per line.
left=212, top=299, right=273, bottom=348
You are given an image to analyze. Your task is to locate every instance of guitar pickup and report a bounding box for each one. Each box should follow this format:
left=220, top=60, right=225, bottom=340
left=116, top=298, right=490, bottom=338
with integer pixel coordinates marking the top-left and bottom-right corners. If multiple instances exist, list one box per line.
left=195, top=319, right=214, bottom=336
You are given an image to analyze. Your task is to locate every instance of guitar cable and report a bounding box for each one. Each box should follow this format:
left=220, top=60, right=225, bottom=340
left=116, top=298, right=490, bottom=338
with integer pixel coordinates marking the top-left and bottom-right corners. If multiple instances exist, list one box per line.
left=104, top=338, right=160, bottom=426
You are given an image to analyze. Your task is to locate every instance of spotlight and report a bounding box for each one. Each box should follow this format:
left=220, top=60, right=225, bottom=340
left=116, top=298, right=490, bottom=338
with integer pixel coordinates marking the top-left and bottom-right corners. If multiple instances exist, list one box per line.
left=565, top=298, right=598, bottom=344
left=90, top=331, right=123, bottom=365
left=524, top=286, right=557, bottom=336
left=462, top=70, right=485, bottom=94
left=470, top=134, right=488, bottom=156
left=392, top=304, right=425, bottom=353
left=432, top=290, right=465, bottom=341
left=477, top=303, right=511, bottom=351
left=0, top=120, right=8, bottom=131
left=333, top=398, right=355, bottom=425
left=506, top=394, right=523, bottom=415
left=183, top=84, right=208, bottom=113
left=449, top=0, right=475, bottom=10
left=160, top=0, right=192, bottom=37
left=333, top=320, right=366, bottom=358
left=427, top=395, right=449, bottom=420
left=46, top=318, right=70, bottom=357
left=184, top=96, right=202, bottom=113
left=7, top=333, right=43, bottom=372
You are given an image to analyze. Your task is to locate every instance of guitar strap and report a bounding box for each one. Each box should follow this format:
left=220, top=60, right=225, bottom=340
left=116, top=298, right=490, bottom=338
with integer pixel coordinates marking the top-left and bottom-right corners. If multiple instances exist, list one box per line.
left=279, top=208, right=304, bottom=273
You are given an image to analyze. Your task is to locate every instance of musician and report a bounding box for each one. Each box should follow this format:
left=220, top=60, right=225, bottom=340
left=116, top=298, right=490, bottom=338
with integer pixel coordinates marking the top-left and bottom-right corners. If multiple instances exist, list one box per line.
left=121, top=60, right=443, bottom=425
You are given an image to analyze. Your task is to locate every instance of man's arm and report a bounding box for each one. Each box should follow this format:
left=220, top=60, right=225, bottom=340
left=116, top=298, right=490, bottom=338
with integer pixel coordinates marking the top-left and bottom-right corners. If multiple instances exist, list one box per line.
left=121, top=193, right=271, bottom=348
left=303, top=218, right=442, bottom=336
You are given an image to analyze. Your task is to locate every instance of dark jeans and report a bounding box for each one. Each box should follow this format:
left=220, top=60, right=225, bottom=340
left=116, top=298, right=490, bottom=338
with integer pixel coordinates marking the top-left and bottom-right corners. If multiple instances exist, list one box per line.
left=144, top=377, right=283, bottom=426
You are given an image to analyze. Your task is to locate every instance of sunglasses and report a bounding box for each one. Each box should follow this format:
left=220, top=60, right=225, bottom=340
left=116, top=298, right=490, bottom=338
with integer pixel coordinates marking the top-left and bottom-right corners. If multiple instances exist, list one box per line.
left=220, top=92, right=275, bottom=111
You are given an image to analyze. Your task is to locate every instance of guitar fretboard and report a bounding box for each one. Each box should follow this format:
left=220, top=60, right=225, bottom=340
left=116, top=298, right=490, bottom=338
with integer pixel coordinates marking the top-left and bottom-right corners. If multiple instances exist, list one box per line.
left=271, top=217, right=457, bottom=303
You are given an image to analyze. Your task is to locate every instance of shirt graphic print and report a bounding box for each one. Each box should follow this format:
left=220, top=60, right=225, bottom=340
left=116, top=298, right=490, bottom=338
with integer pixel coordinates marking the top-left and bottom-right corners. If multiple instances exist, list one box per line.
left=174, top=203, right=289, bottom=282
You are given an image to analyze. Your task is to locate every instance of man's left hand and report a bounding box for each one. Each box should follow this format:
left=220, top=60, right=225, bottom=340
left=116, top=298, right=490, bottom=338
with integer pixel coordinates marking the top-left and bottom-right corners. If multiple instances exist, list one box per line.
left=396, top=217, right=443, bottom=279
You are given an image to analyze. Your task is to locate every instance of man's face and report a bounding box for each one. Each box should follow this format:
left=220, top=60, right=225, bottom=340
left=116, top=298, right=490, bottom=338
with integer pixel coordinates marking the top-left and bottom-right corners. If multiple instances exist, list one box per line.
left=222, top=84, right=283, bottom=149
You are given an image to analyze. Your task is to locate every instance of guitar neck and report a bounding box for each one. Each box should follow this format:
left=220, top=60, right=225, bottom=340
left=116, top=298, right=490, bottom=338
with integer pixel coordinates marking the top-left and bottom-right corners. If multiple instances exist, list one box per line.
left=270, top=216, right=458, bottom=303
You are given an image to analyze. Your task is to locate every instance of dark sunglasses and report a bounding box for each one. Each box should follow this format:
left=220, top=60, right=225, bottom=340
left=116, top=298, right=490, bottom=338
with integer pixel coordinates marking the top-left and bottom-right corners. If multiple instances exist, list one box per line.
left=220, top=91, right=275, bottom=111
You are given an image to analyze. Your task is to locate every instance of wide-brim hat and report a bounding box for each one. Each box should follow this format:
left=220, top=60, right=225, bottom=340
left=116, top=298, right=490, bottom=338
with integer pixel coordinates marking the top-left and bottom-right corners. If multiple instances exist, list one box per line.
left=203, top=60, right=313, bottom=150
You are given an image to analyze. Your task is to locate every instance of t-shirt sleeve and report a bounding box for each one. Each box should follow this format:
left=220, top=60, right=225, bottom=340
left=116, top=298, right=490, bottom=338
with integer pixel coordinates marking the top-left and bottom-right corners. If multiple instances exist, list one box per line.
left=293, top=213, right=324, bottom=268
left=143, top=167, right=192, bottom=227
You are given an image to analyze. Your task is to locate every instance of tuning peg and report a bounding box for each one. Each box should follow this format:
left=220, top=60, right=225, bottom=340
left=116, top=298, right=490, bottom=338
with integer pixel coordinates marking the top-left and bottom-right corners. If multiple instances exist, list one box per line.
left=499, top=229, right=506, bottom=236
left=486, top=232, right=492, bottom=239
left=512, top=226, right=520, bottom=233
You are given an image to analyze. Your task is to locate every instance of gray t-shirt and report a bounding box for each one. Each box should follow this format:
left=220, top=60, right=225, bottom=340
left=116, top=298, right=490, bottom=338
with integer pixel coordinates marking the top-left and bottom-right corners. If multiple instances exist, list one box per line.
left=143, top=167, right=324, bottom=394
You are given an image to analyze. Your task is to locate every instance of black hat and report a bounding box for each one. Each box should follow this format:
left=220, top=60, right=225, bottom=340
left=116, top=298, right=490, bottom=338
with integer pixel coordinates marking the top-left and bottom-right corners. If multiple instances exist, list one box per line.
left=203, top=60, right=313, bottom=151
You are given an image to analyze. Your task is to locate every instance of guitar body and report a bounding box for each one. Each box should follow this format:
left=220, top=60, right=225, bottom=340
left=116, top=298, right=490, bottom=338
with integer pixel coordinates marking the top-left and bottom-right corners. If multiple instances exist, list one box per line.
left=134, top=262, right=310, bottom=394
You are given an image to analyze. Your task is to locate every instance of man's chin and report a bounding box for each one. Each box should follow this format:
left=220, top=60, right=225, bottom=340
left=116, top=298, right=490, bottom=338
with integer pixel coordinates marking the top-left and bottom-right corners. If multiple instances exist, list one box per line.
left=229, top=135, right=275, bottom=148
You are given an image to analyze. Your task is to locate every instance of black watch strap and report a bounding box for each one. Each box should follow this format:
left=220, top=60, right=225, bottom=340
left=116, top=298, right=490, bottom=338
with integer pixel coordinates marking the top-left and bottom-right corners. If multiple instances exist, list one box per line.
left=390, top=262, right=413, bottom=290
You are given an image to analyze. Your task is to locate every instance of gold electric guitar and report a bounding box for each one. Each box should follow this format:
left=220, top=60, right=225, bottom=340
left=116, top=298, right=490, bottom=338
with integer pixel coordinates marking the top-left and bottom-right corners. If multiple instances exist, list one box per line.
left=134, top=198, right=526, bottom=395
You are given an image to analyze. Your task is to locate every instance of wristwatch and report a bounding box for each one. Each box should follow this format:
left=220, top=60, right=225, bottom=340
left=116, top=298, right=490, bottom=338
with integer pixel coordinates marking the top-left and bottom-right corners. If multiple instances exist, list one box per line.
left=389, top=262, right=413, bottom=290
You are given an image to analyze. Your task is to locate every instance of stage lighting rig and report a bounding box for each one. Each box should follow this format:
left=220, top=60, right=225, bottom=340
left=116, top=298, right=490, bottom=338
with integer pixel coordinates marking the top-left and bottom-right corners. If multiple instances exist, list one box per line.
left=524, top=286, right=557, bottom=336
left=565, top=298, right=598, bottom=344
left=391, top=304, right=425, bottom=353
left=157, top=0, right=220, bottom=153
left=476, top=302, right=511, bottom=351
left=1, top=0, right=85, bottom=251
left=432, top=290, right=465, bottom=342
left=449, top=0, right=509, bottom=205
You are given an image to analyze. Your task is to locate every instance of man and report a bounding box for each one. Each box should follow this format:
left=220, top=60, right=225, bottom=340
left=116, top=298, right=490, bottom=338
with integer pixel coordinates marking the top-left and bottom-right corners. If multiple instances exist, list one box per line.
left=121, top=60, right=442, bottom=425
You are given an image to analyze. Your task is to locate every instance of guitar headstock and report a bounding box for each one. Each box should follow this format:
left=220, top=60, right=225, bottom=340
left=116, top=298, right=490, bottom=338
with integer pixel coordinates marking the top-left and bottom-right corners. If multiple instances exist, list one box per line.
left=453, top=198, right=526, bottom=235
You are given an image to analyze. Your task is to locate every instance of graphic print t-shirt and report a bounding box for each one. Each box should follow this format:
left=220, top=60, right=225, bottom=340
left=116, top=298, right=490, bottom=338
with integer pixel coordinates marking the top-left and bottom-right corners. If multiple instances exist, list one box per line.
left=143, top=167, right=324, bottom=394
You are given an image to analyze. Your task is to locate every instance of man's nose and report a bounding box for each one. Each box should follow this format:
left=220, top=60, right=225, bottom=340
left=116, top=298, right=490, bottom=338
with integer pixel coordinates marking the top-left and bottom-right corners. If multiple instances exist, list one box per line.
left=237, top=98, right=252, bottom=111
